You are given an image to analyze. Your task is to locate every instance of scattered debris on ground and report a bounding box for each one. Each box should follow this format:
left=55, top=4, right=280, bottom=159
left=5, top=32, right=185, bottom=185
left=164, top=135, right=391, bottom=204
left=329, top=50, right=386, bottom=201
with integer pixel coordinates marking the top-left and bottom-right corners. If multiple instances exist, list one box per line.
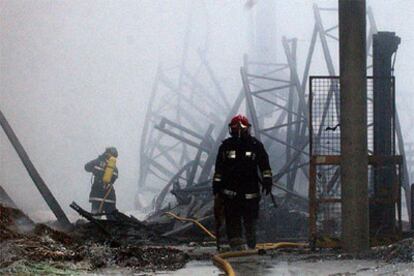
left=371, top=237, right=414, bottom=263
left=1, top=202, right=412, bottom=275
left=145, top=181, right=309, bottom=243
left=0, top=203, right=189, bottom=274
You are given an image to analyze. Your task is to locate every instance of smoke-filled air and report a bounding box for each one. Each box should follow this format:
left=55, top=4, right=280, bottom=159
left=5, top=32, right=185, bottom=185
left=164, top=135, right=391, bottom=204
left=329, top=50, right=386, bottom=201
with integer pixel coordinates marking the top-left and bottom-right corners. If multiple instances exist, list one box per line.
left=1, top=1, right=414, bottom=275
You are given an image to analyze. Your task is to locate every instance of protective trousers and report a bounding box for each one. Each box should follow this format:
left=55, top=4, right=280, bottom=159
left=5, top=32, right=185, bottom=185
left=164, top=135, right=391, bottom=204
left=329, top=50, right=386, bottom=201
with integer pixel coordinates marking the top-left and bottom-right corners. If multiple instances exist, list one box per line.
left=224, top=197, right=259, bottom=249
left=91, top=201, right=116, bottom=220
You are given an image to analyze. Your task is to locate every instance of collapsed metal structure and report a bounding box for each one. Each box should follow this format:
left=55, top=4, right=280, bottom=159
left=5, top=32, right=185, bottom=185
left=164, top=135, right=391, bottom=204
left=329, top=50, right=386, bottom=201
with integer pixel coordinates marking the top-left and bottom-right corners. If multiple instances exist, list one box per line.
left=137, top=4, right=412, bottom=240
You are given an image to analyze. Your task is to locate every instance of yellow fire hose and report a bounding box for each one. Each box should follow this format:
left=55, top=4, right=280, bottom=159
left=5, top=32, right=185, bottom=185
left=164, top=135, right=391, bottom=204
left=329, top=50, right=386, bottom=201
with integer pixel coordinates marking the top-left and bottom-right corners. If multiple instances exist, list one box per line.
left=212, top=242, right=307, bottom=276
left=164, top=211, right=216, bottom=239
left=164, top=211, right=308, bottom=276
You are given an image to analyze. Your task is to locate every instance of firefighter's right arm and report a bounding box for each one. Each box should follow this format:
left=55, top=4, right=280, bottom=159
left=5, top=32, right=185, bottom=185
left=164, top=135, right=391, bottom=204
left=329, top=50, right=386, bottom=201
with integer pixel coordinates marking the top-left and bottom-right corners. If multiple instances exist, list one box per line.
left=84, top=158, right=104, bottom=176
left=212, top=144, right=225, bottom=195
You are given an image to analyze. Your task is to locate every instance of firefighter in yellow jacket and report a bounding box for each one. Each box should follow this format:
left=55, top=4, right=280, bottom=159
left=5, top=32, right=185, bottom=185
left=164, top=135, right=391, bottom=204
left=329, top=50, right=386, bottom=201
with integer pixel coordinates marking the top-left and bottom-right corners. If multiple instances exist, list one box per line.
left=85, top=147, right=118, bottom=218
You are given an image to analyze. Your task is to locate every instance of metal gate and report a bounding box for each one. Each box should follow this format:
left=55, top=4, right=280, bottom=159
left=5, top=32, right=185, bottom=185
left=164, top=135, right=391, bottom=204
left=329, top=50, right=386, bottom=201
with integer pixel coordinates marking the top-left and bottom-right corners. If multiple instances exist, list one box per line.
left=309, top=76, right=402, bottom=247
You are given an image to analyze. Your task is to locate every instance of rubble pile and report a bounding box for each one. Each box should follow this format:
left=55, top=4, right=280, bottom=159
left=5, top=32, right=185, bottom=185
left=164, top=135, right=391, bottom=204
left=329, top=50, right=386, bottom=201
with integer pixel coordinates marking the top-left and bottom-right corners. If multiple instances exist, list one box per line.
left=115, top=246, right=188, bottom=270
left=0, top=204, right=80, bottom=268
left=145, top=182, right=309, bottom=243
left=0, top=203, right=34, bottom=239
left=69, top=202, right=177, bottom=246
left=144, top=183, right=215, bottom=241
left=73, top=243, right=188, bottom=271
left=0, top=203, right=189, bottom=274
left=372, top=238, right=414, bottom=263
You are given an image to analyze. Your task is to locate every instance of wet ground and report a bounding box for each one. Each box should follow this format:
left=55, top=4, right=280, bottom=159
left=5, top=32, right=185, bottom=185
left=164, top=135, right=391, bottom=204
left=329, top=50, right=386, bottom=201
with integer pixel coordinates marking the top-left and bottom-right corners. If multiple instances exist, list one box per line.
left=172, top=257, right=414, bottom=276
left=2, top=243, right=414, bottom=275
left=170, top=244, right=414, bottom=276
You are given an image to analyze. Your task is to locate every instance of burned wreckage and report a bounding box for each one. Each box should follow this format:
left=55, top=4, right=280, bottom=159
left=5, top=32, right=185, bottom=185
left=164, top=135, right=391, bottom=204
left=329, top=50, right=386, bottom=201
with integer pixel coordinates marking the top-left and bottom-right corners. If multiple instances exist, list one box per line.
left=136, top=53, right=312, bottom=244
left=1, top=5, right=413, bottom=274
left=136, top=4, right=413, bottom=249
left=141, top=122, right=309, bottom=244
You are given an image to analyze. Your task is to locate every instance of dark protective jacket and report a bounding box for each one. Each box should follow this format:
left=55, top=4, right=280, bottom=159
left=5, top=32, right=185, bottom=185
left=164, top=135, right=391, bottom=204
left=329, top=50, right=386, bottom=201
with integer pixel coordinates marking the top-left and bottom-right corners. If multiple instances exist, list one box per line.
left=212, top=135, right=272, bottom=196
left=85, top=154, right=118, bottom=204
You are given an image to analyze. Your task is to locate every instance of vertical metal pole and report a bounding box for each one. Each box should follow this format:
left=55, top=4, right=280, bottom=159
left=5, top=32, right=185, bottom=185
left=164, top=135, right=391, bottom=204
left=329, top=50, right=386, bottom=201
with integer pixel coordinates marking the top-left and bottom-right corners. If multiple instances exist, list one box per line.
left=372, top=32, right=400, bottom=235
left=309, top=78, right=316, bottom=248
left=339, top=0, right=369, bottom=252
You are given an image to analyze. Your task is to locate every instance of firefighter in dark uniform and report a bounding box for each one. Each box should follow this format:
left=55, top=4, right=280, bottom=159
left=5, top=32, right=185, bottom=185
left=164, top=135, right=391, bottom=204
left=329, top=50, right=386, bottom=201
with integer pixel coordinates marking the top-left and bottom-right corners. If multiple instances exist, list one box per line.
left=85, top=147, right=119, bottom=218
left=213, top=115, right=272, bottom=250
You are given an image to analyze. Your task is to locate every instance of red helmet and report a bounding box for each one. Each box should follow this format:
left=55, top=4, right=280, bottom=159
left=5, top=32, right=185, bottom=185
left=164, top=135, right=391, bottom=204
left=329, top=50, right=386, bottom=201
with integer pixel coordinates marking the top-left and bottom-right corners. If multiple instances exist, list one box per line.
left=229, top=114, right=251, bottom=137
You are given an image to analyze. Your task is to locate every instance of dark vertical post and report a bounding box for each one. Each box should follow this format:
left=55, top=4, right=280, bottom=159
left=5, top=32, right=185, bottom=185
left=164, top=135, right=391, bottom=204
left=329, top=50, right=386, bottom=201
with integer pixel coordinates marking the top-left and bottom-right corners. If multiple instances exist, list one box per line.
left=372, top=32, right=400, bottom=235
left=339, top=0, right=369, bottom=252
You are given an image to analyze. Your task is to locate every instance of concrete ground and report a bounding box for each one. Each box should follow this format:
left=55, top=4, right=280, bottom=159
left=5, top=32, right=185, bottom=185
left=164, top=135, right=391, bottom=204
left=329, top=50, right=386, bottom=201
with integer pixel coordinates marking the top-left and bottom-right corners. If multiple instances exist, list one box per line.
left=171, top=257, right=414, bottom=276
left=167, top=244, right=414, bottom=276
left=29, top=247, right=413, bottom=275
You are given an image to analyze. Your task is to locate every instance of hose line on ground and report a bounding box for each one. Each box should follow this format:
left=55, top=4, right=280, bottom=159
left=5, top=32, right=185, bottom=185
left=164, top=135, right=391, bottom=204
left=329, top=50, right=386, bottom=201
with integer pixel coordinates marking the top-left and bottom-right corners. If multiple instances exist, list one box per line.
left=164, top=211, right=308, bottom=276
left=212, top=242, right=308, bottom=276
left=164, top=211, right=217, bottom=240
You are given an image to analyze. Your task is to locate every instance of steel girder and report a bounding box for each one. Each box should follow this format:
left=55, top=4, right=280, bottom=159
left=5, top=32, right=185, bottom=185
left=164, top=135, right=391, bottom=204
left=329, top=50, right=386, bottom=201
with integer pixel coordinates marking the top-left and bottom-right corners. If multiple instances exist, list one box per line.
left=137, top=56, right=233, bottom=209
left=241, top=38, right=309, bottom=199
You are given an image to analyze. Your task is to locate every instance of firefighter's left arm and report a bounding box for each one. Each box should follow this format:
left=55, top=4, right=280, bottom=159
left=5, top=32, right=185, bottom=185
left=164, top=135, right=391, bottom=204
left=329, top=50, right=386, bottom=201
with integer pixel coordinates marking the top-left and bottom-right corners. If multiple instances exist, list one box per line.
left=257, top=142, right=273, bottom=194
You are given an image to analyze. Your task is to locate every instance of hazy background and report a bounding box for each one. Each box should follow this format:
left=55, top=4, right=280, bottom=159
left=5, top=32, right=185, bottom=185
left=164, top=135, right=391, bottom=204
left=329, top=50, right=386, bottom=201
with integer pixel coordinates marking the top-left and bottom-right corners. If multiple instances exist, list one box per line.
left=1, top=0, right=413, bottom=220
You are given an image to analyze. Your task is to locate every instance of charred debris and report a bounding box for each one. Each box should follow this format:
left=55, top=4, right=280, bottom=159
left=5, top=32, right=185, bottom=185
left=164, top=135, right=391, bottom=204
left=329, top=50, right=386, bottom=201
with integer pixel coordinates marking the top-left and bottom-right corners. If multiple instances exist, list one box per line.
left=1, top=196, right=412, bottom=275
left=0, top=202, right=190, bottom=274
left=1, top=2, right=414, bottom=275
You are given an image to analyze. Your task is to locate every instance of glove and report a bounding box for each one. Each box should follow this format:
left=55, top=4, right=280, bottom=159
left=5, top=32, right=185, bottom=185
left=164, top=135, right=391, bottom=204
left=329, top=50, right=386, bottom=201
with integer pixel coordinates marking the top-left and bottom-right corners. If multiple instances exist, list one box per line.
left=261, top=178, right=272, bottom=195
